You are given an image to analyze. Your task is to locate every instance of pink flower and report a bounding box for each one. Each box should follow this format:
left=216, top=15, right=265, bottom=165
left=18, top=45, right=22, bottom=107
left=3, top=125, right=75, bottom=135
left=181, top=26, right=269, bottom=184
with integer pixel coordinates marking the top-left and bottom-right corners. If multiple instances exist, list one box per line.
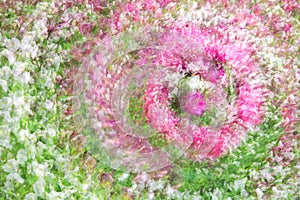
left=88, top=0, right=103, bottom=12
left=203, top=68, right=225, bottom=84
left=182, top=91, right=207, bottom=116
left=144, top=83, right=179, bottom=136
left=282, top=0, right=300, bottom=13
left=156, top=0, right=173, bottom=7
left=206, top=125, right=241, bottom=159
left=206, top=139, right=224, bottom=158
left=79, top=22, right=93, bottom=36
left=283, top=23, right=292, bottom=33
left=205, top=46, right=226, bottom=63
left=237, top=83, right=266, bottom=126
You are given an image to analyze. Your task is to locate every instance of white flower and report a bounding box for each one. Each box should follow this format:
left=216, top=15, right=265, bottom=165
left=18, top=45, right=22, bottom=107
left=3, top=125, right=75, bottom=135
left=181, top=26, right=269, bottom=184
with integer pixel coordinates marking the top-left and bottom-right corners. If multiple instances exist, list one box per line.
left=187, top=76, right=214, bottom=91
left=272, top=186, right=288, bottom=199
left=6, top=173, right=24, bottom=183
left=33, top=19, right=48, bottom=39
left=32, top=161, right=48, bottom=177
left=52, top=55, right=61, bottom=67
left=33, top=178, right=45, bottom=197
left=46, top=126, right=56, bottom=137
left=17, top=149, right=28, bottom=165
left=37, top=141, right=47, bottom=151
left=24, top=193, right=36, bottom=200
left=20, top=33, right=38, bottom=58
left=148, top=192, right=155, bottom=200
left=0, top=125, right=12, bottom=149
left=0, top=65, right=12, bottom=79
left=82, top=184, right=89, bottom=191
left=4, top=37, right=20, bottom=52
left=19, top=71, right=34, bottom=84
left=45, top=171, right=56, bottom=179
left=2, top=159, right=18, bottom=173
left=148, top=180, right=164, bottom=192
left=1, top=97, right=12, bottom=112
left=212, top=188, right=222, bottom=200
left=56, top=154, right=69, bottom=167
left=40, top=68, right=55, bottom=89
left=256, top=188, right=264, bottom=200
left=4, top=178, right=14, bottom=191
left=118, top=173, right=130, bottom=181
left=19, top=129, right=35, bottom=142
left=165, top=185, right=176, bottom=198
left=63, top=173, right=80, bottom=187
left=0, top=49, right=15, bottom=65
left=233, top=178, right=247, bottom=191
left=47, top=191, right=63, bottom=199
left=62, top=189, right=77, bottom=198
left=0, top=79, right=8, bottom=92
left=273, top=165, right=283, bottom=174
left=12, top=94, right=33, bottom=117
left=45, top=100, right=54, bottom=111
left=22, top=32, right=35, bottom=45
left=47, top=53, right=61, bottom=67
left=259, top=168, right=274, bottom=182
left=192, top=195, right=201, bottom=200
left=13, top=95, right=25, bottom=108
left=241, top=189, right=249, bottom=198
left=13, top=62, right=27, bottom=76
left=162, top=72, right=182, bottom=95
left=1, top=111, right=20, bottom=133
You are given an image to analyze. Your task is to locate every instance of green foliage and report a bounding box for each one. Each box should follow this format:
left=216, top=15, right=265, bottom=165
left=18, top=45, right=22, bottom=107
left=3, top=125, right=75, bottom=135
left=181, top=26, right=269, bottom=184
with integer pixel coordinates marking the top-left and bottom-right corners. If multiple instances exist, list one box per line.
left=176, top=112, right=285, bottom=197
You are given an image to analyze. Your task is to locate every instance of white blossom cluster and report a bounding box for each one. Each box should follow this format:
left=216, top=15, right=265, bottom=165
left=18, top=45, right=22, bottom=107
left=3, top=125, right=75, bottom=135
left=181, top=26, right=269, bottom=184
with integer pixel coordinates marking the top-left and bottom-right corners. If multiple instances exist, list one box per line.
left=0, top=1, right=99, bottom=199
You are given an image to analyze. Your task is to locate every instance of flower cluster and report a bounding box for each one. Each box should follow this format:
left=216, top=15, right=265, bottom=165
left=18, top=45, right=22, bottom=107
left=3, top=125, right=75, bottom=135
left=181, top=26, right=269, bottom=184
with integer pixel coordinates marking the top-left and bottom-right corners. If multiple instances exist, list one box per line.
left=1, top=0, right=299, bottom=199
left=0, top=1, right=105, bottom=199
left=72, top=0, right=299, bottom=198
left=77, top=9, right=268, bottom=170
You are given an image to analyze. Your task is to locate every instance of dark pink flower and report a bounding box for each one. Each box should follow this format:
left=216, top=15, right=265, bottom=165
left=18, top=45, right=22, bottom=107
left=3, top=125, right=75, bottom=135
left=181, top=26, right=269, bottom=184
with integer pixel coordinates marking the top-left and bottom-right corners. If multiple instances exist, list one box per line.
left=282, top=0, right=300, bottom=13
left=205, top=46, right=226, bottom=63
left=283, top=23, right=292, bottom=33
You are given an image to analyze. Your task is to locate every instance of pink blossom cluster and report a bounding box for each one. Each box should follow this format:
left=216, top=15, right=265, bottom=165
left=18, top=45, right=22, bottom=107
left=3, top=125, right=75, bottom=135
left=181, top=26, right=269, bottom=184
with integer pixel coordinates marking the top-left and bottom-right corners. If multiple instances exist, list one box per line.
left=143, top=83, right=180, bottom=137
left=182, top=91, right=207, bottom=116
left=138, top=24, right=267, bottom=159
left=72, top=0, right=299, bottom=172
left=91, top=0, right=176, bottom=34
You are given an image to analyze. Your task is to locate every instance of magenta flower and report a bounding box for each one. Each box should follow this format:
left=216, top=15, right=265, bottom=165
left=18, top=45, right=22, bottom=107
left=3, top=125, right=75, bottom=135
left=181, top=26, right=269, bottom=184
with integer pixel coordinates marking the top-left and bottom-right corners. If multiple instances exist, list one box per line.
left=182, top=91, right=207, bottom=116
left=203, top=68, right=225, bottom=84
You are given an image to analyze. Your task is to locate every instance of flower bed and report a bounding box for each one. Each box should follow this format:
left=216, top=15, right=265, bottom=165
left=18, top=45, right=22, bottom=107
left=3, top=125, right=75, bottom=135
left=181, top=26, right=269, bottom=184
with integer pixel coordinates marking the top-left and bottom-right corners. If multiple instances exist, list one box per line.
left=0, top=0, right=299, bottom=199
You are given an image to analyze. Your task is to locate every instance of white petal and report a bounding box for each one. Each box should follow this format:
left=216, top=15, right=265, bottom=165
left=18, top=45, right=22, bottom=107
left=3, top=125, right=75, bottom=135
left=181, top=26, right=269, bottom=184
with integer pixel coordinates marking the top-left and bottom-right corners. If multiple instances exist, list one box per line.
left=13, top=62, right=27, bottom=76
left=17, top=149, right=28, bottom=165
left=0, top=49, right=15, bottom=65
left=33, top=178, right=45, bottom=197
left=0, top=79, right=8, bottom=92
left=6, top=173, right=24, bottom=183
